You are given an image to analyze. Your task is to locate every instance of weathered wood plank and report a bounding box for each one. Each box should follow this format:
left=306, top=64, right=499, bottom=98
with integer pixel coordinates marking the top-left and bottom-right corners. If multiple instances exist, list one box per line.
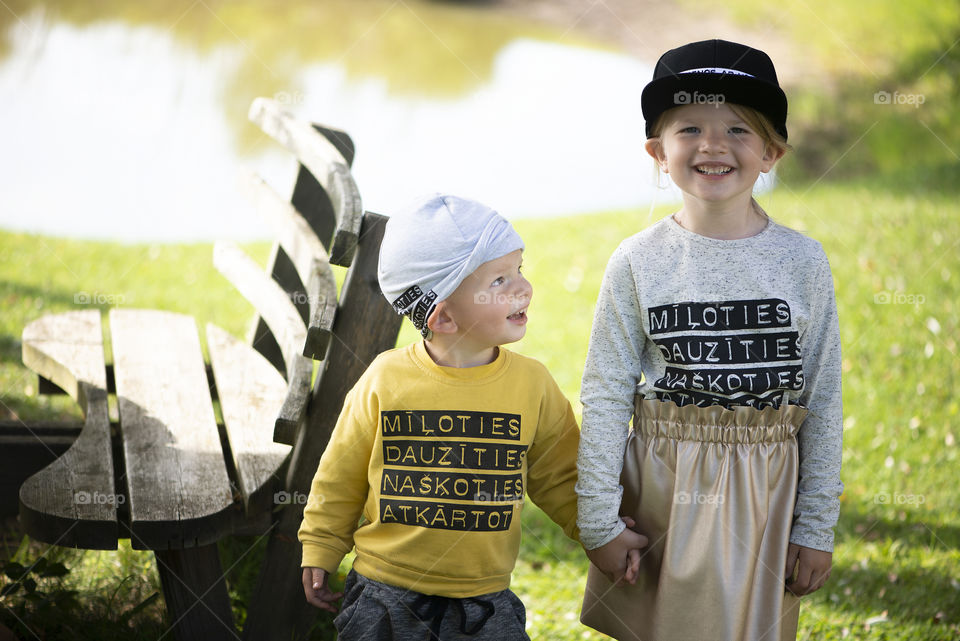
left=248, top=97, right=362, bottom=266
left=242, top=212, right=403, bottom=641
left=110, top=309, right=234, bottom=550
left=286, top=124, right=354, bottom=253
left=206, top=324, right=290, bottom=516
left=155, top=545, right=236, bottom=641
left=246, top=243, right=291, bottom=375
left=39, top=365, right=216, bottom=400
left=213, top=241, right=307, bottom=380
left=22, top=310, right=106, bottom=404
left=18, top=310, right=117, bottom=549
left=273, top=359, right=312, bottom=447
left=213, top=241, right=315, bottom=440
left=242, top=174, right=339, bottom=360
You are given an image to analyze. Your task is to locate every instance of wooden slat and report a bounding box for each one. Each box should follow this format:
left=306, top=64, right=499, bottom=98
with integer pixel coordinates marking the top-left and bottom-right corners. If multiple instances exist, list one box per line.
left=242, top=212, right=404, bottom=640
left=39, top=364, right=216, bottom=399
left=242, top=174, right=339, bottom=359
left=213, top=242, right=314, bottom=439
left=19, top=310, right=118, bottom=549
left=213, top=241, right=307, bottom=379
left=110, top=309, right=233, bottom=550
left=206, top=324, right=290, bottom=515
left=248, top=97, right=362, bottom=266
left=286, top=124, right=355, bottom=253
left=246, top=242, right=293, bottom=375
left=273, top=359, right=311, bottom=446
left=22, top=311, right=106, bottom=404
left=304, top=265, right=337, bottom=360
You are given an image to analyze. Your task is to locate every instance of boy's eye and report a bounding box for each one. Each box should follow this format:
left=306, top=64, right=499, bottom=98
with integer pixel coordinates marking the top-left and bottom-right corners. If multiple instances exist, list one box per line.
left=491, top=276, right=504, bottom=287
left=679, top=126, right=699, bottom=134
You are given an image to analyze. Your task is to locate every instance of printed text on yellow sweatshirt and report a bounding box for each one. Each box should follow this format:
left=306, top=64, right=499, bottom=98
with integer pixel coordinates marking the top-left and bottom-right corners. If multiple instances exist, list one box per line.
left=298, top=341, right=580, bottom=598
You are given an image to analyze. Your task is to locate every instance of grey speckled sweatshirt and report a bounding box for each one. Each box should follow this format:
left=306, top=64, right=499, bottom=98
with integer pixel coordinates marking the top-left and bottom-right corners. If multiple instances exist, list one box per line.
left=577, top=215, right=843, bottom=552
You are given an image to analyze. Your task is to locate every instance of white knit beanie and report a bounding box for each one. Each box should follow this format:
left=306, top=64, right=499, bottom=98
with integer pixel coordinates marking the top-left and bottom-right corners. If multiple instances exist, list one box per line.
left=378, top=194, right=524, bottom=337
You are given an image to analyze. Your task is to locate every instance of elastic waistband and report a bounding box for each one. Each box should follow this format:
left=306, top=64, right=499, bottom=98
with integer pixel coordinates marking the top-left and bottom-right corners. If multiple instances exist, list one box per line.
left=633, top=397, right=806, bottom=444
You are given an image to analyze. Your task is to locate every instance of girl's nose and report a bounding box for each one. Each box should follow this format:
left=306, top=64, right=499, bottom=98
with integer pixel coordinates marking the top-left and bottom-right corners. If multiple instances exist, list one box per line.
left=699, top=129, right=727, bottom=152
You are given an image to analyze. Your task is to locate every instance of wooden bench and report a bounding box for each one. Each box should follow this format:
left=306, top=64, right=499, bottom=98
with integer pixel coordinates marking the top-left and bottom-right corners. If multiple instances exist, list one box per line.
left=18, top=97, right=402, bottom=641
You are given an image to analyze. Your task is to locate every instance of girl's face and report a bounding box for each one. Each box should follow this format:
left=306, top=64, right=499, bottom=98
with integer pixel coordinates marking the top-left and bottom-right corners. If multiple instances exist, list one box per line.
left=645, top=103, right=783, bottom=213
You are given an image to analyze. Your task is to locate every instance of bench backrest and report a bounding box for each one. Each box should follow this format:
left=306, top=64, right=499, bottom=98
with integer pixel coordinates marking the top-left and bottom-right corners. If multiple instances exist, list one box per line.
left=215, top=99, right=405, bottom=639
left=214, top=98, right=366, bottom=447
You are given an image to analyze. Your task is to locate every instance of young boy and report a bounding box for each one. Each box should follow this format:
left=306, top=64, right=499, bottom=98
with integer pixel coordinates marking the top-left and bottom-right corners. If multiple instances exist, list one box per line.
left=299, top=194, right=581, bottom=640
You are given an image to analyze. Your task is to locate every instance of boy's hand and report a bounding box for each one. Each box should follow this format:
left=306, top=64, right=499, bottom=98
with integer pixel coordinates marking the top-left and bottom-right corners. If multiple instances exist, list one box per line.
left=302, top=567, right=343, bottom=612
left=585, top=516, right=648, bottom=586
left=785, top=543, right=832, bottom=595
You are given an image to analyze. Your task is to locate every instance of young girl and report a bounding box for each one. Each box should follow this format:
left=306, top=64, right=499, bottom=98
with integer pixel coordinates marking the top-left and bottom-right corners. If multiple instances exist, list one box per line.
left=576, top=39, right=843, bottom=641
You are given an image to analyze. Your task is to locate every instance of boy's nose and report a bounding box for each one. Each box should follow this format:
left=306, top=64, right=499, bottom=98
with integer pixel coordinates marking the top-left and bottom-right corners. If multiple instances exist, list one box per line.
left=516, top=275, right=533, bottom=303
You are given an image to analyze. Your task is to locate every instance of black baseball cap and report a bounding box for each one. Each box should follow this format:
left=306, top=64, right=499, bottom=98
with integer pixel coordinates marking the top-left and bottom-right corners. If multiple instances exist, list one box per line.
left=641, top=39, right=788, bottom=140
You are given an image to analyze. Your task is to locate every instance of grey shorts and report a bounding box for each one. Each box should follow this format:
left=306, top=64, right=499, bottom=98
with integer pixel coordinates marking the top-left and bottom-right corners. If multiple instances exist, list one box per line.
left=333, top=569, right=531, bottom=641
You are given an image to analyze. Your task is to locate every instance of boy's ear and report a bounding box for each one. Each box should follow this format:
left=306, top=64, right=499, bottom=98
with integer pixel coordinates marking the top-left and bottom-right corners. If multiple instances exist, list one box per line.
left=426, top=301, right=458, bottom=335
left=645, top=138, right=668, bottom=171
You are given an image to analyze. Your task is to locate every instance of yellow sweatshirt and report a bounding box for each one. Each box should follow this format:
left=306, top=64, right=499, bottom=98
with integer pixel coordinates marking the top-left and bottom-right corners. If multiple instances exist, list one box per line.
left=299, top=341, right=580, bottom=598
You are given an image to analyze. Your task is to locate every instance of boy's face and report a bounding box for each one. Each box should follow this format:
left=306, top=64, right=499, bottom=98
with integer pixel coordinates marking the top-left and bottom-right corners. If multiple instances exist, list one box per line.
left=441, top=249, right=532, bottom=350
left=645, top=103, right=781, bottom=209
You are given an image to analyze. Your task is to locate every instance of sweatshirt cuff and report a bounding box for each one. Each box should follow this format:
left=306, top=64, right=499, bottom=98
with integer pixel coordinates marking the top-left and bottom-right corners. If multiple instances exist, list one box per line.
left=788, top=525, right=835, bottom=553
left=301, top=543, right=348, bottom=573
left=577, top=519, right=626, bottom=550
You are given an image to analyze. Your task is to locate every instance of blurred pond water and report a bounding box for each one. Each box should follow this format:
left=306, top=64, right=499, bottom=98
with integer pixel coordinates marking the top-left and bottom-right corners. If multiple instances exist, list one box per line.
left=0, top=0, right=685, bottom=242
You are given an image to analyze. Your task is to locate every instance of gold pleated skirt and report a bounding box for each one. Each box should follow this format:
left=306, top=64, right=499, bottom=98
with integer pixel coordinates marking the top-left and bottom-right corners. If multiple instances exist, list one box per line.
left=581, top=398, right=806, bottom=641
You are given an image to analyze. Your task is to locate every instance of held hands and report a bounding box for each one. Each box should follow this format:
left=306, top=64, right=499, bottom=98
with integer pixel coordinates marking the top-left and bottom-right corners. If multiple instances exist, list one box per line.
left=785, top=543, right=832, bottom=596
left=302, top=567, right=343, bottom=613
left=585, top=516, right=649, bottom=587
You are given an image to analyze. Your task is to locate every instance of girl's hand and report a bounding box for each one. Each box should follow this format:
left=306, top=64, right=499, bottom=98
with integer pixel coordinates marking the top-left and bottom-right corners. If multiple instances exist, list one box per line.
left=302, top=567, right=344, bottom=612
left=785, top=543, right=832, bottom=595
left=585, top=516, right=648, bottom=586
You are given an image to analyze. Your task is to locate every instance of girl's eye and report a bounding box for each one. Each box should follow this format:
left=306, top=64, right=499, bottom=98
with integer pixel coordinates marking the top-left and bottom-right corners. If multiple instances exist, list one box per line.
left=729, top=127, right=749, bottom=135
left=491, top=276, right=504, bottom=287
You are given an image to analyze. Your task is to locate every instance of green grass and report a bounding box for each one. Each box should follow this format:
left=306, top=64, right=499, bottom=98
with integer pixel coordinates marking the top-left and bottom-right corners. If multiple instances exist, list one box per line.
left=2, top=177, right=959, bottom=639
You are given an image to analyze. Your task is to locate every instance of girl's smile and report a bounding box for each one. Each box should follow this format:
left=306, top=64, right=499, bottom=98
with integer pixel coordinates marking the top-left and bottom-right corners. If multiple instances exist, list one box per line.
left=645, top=102, right=784, bottom=238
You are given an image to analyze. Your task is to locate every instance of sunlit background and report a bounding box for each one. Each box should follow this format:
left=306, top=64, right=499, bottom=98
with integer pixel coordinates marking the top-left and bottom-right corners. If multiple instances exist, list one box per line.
left=0, top=0, right=696, bottom=241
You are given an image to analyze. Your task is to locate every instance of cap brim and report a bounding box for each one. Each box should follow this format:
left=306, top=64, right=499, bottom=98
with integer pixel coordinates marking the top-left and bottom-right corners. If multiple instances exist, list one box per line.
left=641, top=74, right=788, bottom=140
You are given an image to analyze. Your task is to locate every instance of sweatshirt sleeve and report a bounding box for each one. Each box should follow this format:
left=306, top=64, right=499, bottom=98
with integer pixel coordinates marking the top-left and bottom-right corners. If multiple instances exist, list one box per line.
left=524, top=374, right=581, bottom=543
left=577, top=245, right=647, bottom=550
left=298, top=384, right=377, bottom=572
left=790, top=252, right=844, bottom=552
